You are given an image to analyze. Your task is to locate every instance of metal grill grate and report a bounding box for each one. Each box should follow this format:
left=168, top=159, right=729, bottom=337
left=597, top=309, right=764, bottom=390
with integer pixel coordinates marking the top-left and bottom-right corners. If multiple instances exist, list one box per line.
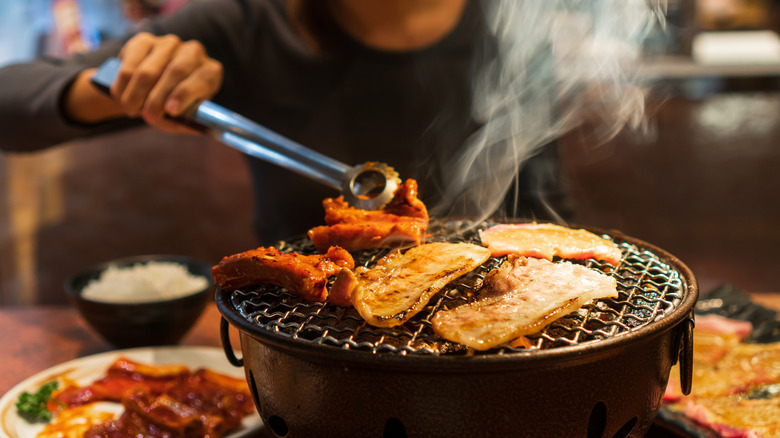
left=227, top=220, right=685, bottom=356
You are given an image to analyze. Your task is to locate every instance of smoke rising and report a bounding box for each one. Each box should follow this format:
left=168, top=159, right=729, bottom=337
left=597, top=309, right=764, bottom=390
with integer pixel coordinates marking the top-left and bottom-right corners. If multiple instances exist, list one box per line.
left=432, top=0, right=666, bottom=222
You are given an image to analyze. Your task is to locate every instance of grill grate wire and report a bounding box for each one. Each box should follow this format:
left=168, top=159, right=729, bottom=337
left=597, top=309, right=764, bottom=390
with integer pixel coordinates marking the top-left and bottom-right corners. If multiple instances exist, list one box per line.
left=228, top=220, right=685, bottom=356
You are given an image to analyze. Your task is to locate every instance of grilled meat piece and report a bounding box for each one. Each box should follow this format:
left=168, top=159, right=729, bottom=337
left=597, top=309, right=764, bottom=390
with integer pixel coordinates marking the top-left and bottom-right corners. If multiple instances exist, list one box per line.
left=664, top=314, right=754, bottom=402
left=663, top=315, right=780, bottom=436
left=211, top=246, right=354, bottom=302
left=479, top=223, right=623, bottom=266
left=432, top=256, right=618, bottom=351
left=82, top=360, right=254, bottom=438
left=54, top=358, right=189, bottom=407
left=308, top=179, right=428, bottom=253
left=683, top=394, right=780, bottom=438
left=329, top=268, right=359, bottom=307
left=670, top=340, right=780, bottom=400
left=351, top=242, right=491, bottom=327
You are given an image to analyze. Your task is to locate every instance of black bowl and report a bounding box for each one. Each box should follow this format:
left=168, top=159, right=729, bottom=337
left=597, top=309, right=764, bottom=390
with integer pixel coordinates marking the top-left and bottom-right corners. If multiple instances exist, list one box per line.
left=65, top=254, right=213, bottom=349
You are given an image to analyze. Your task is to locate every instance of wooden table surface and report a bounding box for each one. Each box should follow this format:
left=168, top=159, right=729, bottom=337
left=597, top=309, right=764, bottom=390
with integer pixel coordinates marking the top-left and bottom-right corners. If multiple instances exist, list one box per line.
left=0, top=303, right=235, bottom=396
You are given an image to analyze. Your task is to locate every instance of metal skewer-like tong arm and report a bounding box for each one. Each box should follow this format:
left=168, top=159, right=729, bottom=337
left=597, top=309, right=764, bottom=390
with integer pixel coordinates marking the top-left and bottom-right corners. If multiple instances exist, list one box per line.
left=91, top=58, right=400, bottom=210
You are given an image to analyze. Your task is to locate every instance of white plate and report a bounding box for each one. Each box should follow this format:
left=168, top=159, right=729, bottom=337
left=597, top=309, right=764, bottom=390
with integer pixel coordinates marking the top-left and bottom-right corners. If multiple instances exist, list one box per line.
left=0, top=346, right=262, bottom=438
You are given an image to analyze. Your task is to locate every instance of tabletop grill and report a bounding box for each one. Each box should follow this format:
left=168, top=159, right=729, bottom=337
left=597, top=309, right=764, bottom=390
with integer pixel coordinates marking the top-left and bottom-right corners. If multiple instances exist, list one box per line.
left=225, top=219, right=685, bottom=355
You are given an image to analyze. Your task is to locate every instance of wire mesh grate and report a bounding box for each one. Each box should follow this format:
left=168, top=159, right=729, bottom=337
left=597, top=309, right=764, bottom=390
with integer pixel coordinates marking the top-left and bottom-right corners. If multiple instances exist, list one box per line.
left=227, top=220, right=686, bottom=356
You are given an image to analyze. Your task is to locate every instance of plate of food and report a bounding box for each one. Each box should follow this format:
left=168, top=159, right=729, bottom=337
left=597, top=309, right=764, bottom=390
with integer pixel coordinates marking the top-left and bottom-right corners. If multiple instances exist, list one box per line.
left=655, top=284, right=780, bottom=437
left=0, top=346, right=262, bottom=438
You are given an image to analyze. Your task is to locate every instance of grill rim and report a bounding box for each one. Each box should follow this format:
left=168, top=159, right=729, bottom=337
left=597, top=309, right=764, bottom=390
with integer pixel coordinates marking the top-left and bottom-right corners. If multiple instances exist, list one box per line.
left=216, top=225, right=698, bottom=372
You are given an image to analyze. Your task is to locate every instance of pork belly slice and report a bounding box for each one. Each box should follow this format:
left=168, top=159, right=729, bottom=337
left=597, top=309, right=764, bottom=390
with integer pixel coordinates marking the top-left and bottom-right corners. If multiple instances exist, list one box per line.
left=351, top=242, right=491, bottom=327
left=211, top=246, right=354, bottom=302
left=480, top=223, right=623, bottom=266
left=308, top=179, right=429, bottom=253
left=431, top=256, right=618, bottom=351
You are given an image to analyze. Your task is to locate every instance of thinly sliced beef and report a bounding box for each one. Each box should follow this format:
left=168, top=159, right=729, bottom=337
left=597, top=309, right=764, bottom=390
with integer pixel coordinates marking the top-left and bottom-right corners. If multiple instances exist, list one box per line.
left=432, top=256, right=618, bottom=351
left=479, top=223, right=623, bottom=266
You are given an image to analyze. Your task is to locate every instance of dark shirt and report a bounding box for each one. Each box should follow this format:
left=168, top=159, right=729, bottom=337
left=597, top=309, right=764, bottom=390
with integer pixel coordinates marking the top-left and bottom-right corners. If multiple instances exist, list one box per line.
left=0, top=0, right=569, bottom=243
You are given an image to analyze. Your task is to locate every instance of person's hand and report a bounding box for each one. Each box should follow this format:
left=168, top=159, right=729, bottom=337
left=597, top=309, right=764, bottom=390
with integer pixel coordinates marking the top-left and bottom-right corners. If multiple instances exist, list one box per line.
left=63, top=32, right=223, bottom=134
left=110, top=32, right=224, bottom=134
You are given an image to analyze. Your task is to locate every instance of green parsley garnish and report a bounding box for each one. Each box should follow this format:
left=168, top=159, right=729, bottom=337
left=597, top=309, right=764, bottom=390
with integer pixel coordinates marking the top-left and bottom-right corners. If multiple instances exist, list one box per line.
left=15, top=381, right=59, bottom=423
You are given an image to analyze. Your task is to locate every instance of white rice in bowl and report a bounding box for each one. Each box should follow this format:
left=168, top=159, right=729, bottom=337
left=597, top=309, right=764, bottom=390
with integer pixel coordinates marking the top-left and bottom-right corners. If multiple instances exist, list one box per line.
left=81, top=261, right=209, bottom=303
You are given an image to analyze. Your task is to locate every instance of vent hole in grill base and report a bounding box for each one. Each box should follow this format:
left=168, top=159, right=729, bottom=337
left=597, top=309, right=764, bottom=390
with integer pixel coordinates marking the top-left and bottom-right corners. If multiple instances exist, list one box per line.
left=383, top=417, right=407, bottom=438
left=613, top=417, right=638, bottom=438
left=587, top=401, right=607, bottom=438
left=247, top=370, right=262, bottom=414
left=268, top=415, right=289, bottom=437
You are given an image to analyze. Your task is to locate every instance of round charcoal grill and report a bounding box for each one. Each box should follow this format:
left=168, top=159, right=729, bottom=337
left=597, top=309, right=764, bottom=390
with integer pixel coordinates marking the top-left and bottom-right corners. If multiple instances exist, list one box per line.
left=217, top=220, right=697, bottom=438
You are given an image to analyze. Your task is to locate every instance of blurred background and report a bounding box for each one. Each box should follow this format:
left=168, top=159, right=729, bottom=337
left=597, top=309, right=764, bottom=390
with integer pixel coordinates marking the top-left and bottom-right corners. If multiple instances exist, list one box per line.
left=1, top=0, right=779, bottom=305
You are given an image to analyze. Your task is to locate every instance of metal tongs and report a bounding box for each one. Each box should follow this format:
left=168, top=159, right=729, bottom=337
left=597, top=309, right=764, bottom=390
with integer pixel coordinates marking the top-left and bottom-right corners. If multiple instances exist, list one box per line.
left=91, top=58, right=400, bottom=210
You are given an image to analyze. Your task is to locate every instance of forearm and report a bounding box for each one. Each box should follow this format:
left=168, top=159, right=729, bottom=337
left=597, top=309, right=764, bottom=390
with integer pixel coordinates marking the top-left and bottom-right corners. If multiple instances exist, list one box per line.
left=63, top=68, right=125, bottom=124
left=0, top=0, right=254, bottom=152
left=0, top=39, right=132, bottom=152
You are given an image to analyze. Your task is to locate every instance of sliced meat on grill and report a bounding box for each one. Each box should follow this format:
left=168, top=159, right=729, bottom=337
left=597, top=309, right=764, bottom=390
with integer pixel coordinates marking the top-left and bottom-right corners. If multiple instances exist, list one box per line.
left=351, top=242, right=491, bottom=327
left=431, top=256, right=619, bottom=351
left=211, top=246, right=354, bottom=302
left=329, top=268, right=359, bottom=307
left=479, top=223, right=623, bottom=266
left=308, top=179, right=428, bottom=253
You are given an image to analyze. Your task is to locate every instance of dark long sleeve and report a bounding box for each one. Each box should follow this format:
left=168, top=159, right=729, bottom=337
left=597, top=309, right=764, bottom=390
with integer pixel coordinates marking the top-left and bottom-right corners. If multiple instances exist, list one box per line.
left=0, top=0, right=255, bottom=152
left=0, top=40, right=128, bottom=152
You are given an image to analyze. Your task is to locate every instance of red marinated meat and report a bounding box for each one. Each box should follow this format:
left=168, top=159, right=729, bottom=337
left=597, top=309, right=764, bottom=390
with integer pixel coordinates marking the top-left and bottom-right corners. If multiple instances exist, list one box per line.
left=75, top=358, right=254, bottom=438
left=308, top=179, right=428, bottom=253
left=54, top=359, right=189, bottom=407
left=211, top=246, right=354, bottom=302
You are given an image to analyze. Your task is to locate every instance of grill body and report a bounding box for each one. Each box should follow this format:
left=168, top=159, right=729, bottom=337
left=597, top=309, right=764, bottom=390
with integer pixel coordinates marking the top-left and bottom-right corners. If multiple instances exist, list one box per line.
left=217, top=221, right=697, bottom=438
left=234, top=320, right=681, bottom=437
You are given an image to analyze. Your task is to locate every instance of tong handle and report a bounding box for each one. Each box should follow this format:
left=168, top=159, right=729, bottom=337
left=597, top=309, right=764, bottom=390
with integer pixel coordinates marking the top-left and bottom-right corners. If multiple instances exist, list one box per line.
left=90, top=58, right=350, bottom=191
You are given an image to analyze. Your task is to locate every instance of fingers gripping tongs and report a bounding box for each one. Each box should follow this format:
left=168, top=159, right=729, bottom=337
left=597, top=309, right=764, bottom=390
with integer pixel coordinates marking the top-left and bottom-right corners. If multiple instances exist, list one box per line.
left=91, top=57, right=400, bottom=210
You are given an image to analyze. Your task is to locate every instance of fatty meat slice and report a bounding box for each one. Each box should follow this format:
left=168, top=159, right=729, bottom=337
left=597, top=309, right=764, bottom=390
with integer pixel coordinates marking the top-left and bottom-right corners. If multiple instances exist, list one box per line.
left=432, top=256, right=618, bottom=351
left=479, top=223, right=623, bottom=266
left=673, top=341, right=780, bottom=400
left=683, top=393, right=780, bottom=438
left=352, top=242, right=491, bottom=327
